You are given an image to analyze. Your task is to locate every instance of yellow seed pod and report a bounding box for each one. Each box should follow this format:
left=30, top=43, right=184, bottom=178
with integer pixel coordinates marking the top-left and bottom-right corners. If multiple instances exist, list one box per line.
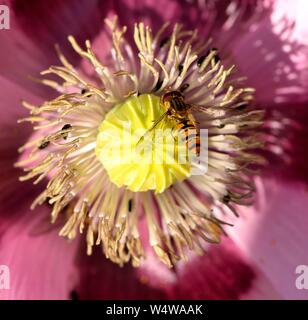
left=95, top=94, right=192, bottom=193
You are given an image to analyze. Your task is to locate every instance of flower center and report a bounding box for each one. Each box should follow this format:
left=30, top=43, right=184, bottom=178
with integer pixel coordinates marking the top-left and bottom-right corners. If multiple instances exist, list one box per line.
left=17, top=18, right=264, bottom=268
left=95, top=94, right=192, bottom=193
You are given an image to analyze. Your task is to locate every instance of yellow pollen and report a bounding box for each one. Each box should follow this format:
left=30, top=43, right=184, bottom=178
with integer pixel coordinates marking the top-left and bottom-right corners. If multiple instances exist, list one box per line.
left=95, top=94, right=192, bottom=193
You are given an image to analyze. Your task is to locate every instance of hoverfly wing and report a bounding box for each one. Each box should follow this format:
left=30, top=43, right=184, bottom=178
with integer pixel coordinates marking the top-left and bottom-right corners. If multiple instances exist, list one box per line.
left=190, top=103, right=208, bottom=113
left=136, top=110, right=169, bottom=145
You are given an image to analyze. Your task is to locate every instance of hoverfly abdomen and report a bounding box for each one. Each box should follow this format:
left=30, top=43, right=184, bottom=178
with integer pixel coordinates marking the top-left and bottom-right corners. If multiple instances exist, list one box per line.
left=175, top=118, right=200, bottom=157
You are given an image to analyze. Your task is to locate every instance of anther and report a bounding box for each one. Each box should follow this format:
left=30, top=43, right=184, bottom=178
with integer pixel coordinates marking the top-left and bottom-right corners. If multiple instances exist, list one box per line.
left=61, top=124, right=72, bottom=139
left=128, top=199, right=133, bottom=212
left=209, top=47, right=220, bottom=63
left=223, top=194, right=231, bottom=204
left=154, top=79, right=163, bottom=91
left=38, top=140, right=50, bottom=150
left=180, top=83, right=190, bottom=92
left=178, top=64, right=183, bottom=75
left=159, top=37, right=169, bottom=48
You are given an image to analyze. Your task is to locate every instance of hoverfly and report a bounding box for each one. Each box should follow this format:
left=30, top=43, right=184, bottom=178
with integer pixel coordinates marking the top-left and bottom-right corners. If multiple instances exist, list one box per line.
left=137, top=90, right=201, bottom=157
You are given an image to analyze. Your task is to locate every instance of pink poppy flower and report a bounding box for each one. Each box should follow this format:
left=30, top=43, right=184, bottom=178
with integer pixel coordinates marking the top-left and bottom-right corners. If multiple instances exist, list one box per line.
left=0, top=0, right=308, bottom=300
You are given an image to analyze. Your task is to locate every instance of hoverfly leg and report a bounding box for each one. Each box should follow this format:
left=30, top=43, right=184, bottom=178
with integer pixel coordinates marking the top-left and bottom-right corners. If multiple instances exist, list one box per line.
left=171, top=130, right=178, bottom=143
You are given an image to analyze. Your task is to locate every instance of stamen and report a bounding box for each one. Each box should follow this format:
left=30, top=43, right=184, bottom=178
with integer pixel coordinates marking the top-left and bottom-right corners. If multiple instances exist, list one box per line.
left=17, top=19, right=264, bottom=268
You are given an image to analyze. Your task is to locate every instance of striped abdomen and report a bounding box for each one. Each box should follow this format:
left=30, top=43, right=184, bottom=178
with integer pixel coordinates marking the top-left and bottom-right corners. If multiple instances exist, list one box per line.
left=175, top=118, right=200, bottom=157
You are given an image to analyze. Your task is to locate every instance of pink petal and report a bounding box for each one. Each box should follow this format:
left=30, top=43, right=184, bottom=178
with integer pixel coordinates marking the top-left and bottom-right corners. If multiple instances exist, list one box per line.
left=113, top=1, right=308, bottom=108
left=0, top=77, right=77, bottom=299
left=179, top=0, right=308, bottom=107
left=0, top=76, right=42, bottom=226
left=263, top=103, right=308, bottom=186
left=137, top=238, right=281, bottom=299
left=227, top=0, right=308, bottom=106
left=228, top=176, right=308, bottom=299
left=74, top=245, right=166, bottom=299
left=273, top=0, right=308, bottom=45
left=0, top=75, right=41, bottom=123
left=241, top=270, right=282, bottom=300
left=0, top=206, right=79, bottom=300
left=0, top=0, right=110, bottom=98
